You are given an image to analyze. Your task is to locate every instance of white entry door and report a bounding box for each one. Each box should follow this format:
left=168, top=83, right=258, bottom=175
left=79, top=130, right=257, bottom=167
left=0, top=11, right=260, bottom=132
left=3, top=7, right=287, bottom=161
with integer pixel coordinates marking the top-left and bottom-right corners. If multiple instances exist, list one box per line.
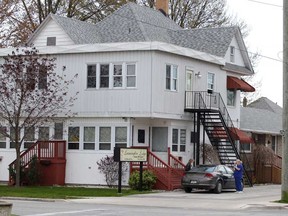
left=133, top=125, right=149, bottom=147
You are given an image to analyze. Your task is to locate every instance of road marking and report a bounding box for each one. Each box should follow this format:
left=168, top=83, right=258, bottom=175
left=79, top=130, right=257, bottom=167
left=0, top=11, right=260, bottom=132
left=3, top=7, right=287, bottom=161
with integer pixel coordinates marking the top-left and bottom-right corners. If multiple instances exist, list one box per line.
left=24, top=208, right=106, bottom=216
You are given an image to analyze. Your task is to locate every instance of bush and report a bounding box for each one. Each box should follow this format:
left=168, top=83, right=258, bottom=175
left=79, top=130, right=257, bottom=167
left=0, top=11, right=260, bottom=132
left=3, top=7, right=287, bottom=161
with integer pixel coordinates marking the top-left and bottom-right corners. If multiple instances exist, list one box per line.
left=97, top=155, right=128, bottom=187
left=128, top=170, right=157, bottom=191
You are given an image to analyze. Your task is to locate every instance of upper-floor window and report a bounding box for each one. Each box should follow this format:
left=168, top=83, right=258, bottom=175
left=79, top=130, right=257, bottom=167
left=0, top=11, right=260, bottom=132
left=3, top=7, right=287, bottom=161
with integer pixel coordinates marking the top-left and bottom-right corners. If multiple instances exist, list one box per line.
left=230, top=46, right=235, bottom=63
left=113, top=65, right=123, bottom=87
left=87, top=63, right=136, bottom=89
left=87, top=65, right=97, bottom=88
left=227, top=89, right=236, bottom=106
left=207, top=72, right=215, bottom=91
left=127, top=64, right=136, bottom=87
left=166, top=64, right=178, bottom=91
left=100, top=64, right=110, bottom=88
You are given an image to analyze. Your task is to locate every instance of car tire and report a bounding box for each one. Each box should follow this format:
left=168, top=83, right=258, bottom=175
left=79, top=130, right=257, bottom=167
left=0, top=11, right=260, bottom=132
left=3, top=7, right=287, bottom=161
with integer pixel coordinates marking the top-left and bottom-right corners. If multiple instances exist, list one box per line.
left=214, top=181, right=222, bottom=194
left=184, top=187, right=192, bottom=193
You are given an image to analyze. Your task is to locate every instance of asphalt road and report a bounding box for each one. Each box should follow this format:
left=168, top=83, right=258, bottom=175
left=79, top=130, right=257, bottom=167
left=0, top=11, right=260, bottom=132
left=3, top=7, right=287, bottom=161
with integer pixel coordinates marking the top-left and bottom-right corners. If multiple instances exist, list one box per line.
left=4, top=184, right=288, bottom=216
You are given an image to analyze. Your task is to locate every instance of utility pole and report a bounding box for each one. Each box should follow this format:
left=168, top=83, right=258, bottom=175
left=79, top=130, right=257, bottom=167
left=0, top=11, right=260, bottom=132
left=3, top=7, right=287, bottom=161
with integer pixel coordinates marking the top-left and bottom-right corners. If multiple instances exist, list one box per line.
left=282, top=0, right=288, bottom=202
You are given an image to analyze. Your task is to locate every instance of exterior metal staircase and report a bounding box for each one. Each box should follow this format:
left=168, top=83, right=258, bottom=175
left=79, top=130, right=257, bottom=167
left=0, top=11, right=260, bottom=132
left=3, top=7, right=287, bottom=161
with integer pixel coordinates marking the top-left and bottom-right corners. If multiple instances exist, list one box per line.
left=185, top=91, right=253, bottom=186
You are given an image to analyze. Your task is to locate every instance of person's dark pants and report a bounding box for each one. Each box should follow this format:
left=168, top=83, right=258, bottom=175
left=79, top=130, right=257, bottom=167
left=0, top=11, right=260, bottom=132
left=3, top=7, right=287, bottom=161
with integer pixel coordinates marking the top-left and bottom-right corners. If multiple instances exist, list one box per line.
left=235, top=176, right=242, bottom=191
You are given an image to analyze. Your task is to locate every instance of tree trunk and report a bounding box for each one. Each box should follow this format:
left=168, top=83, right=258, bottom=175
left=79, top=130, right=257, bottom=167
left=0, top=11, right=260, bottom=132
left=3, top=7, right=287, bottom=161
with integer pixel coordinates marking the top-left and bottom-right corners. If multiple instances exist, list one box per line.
left=15, top=147, right=21, bottom=187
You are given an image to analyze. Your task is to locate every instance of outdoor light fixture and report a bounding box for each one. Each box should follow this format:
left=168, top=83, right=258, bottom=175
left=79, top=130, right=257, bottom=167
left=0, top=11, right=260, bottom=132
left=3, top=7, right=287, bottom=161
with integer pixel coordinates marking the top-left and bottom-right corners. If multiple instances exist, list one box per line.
left=195, top=71, right=202, bottom=78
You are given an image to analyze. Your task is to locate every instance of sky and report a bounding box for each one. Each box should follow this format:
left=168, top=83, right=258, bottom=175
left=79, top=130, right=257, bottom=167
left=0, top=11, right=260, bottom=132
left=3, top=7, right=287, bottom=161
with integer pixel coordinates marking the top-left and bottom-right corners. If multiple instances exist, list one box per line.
left=226, top=0, right=283, bottom=106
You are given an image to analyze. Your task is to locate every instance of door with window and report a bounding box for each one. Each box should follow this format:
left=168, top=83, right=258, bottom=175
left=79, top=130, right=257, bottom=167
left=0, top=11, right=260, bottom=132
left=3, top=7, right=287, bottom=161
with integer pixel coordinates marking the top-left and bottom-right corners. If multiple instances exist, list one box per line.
left=133, top=126, right=149, bottom=147
left=185, top=69, right=194, bottom=108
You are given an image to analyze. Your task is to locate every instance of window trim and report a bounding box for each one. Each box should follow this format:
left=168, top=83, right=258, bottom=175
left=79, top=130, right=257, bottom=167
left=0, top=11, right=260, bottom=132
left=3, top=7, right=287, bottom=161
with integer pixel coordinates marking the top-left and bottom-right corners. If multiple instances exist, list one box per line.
left=240, top=143, right=252, bottom=153
left=207, top=72, right=215, bottom=91
left=227, top=89, right=236, bottom=106
left=166, top=64, right=178, bottom=91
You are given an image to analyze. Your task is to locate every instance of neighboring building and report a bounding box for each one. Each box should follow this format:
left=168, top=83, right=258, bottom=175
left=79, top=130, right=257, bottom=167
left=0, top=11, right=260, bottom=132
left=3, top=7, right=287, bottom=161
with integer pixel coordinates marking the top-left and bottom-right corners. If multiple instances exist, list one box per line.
left=240, top=97, right=282, bottom=183
left=0, top=1, right=255, bottom=188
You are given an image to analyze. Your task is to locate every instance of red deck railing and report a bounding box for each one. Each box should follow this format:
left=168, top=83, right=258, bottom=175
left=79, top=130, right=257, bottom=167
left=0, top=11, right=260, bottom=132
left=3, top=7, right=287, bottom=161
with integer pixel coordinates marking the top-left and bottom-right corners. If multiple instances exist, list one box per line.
left=130, top=147, right=185, bottom=190
left=8, top=140, right=66, bottom=184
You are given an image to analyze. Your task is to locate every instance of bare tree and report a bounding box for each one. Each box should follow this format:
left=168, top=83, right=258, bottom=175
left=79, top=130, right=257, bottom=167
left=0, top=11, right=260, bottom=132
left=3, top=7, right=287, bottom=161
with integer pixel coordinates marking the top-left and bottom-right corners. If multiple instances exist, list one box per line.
left=0, top=46, right=78, bottom=186
left=0, top=0, right=132, bottom=47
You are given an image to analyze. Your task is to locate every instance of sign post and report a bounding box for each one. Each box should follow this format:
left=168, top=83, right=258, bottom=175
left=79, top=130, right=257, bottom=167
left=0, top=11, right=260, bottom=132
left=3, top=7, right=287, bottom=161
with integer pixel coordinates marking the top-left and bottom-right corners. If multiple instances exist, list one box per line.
left=114, top=147, right=147, bottom=193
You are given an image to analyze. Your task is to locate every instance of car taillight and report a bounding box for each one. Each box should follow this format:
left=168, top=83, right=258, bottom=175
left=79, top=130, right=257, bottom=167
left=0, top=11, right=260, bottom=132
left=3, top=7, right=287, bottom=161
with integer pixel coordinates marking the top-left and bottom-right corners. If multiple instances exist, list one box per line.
left=204, top=173, right=214, bottom=179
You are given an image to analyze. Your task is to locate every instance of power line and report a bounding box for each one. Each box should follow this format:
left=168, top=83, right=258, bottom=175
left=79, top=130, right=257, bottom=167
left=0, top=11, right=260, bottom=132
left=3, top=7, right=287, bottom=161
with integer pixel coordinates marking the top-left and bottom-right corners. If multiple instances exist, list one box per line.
left=247, top=0, right=282, bottom=8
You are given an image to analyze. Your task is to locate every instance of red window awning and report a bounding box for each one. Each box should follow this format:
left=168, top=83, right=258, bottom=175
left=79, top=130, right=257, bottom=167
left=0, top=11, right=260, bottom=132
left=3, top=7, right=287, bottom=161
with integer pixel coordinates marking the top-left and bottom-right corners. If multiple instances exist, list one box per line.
left=227, top=76, right=255, bottom=92
left=229, top=128, right=254, bottom=144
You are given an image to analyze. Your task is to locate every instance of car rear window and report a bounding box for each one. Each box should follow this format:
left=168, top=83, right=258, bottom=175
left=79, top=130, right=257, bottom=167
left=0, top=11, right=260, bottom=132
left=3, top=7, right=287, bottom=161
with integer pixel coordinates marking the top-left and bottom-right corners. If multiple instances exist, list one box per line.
left=191, top=166, right=215, bottom=172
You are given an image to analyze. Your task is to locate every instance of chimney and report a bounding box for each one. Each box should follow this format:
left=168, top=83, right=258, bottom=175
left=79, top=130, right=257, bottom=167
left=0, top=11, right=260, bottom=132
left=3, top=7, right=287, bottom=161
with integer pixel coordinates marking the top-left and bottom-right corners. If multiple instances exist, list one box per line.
left=155, top=0, right=169, bottom=16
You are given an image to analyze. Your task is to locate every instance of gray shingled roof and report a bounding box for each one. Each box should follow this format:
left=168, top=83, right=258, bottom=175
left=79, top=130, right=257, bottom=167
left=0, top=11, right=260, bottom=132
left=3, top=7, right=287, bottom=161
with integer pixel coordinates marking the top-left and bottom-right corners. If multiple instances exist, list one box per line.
left=49, top=2, right=238, bottom=58
left=240, top=97, right=282, bottom=134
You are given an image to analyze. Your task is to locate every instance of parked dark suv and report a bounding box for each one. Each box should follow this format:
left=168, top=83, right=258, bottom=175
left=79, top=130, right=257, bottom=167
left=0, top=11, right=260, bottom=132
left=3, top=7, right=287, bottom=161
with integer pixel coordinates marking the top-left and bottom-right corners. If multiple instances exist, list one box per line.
left=181, top=164, right=238, bottom=193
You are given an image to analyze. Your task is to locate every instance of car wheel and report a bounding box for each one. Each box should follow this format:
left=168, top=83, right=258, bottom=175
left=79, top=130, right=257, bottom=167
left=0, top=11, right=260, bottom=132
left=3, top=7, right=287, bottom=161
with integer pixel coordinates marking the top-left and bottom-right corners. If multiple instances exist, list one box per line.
left=184, top=187, right=192, bottom=193
left=214, top=181, right=223, bottom=194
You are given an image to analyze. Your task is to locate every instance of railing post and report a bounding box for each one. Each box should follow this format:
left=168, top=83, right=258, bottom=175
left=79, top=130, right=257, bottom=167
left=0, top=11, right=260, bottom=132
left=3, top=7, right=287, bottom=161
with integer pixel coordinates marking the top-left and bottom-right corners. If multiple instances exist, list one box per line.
left=168, top=147, right=170, bottom=166
left=38, top=142, right=41, bottom=159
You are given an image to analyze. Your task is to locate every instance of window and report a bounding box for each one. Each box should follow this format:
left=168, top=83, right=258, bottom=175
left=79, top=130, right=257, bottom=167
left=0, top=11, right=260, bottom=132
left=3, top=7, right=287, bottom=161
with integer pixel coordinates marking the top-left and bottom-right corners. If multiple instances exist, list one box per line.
left=68, top=127, right=80, bottom=150
left=172, top=129, right=178, bottom=151
left=0, top=127, right=6, bottom=148
left=24, top=127, right=35, bottom=149
left=127, top=64, right=136, bottom=87
left=26, top=66, right=36, bottom=90
left=138, top=129, right=145, bottom=143
left=54, top=122, right=63, bottom=139
left=180, top=129, right=186, bottom=152
left=87, top=65, right=97, bottom=88
left=172, top=129, right=186, bottom=152
left=241, top=143, right=251, bottom=153
left=38, top=127, right=49, bottom=140
left=39, top=65, right=48, bottom=89
left=99, top=127, right=111, bottom=150
left=207, top=72, right=215, bottom=91
left=113, top=64, right=123, bottom=87
left=115, top=127, right=127, bottom=148
left=100, top=64, right=110, bottom=88
left=230, top=46, right=235, bottom=63
left=84, top=127, right=95, bottom=150
left=47, top=37, right=56, bottom=46
left=227, top=90, right=236, bottom=106
left=166, top=64, right=178, bottom=91
left=9, top=127, right=17, bottom=149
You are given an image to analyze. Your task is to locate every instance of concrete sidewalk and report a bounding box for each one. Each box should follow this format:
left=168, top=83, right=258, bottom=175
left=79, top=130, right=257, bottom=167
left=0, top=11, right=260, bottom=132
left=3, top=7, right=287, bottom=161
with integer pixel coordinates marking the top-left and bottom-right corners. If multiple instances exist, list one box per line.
left=69, top=184, right=288, bottom=210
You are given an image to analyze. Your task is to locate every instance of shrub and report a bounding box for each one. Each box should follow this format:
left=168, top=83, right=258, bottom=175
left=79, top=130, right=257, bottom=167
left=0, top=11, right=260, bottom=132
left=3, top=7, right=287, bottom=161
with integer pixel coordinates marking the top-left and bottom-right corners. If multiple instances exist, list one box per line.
left=128, top=170, right=157, bottom=191
left=97, top=155, right=128, bottom=187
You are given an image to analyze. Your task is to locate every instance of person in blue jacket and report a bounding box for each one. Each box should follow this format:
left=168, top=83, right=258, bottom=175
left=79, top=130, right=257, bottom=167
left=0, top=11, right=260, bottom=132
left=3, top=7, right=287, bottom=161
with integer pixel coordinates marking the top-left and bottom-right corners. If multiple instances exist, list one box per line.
left=234, top=159, right=243, bottom=193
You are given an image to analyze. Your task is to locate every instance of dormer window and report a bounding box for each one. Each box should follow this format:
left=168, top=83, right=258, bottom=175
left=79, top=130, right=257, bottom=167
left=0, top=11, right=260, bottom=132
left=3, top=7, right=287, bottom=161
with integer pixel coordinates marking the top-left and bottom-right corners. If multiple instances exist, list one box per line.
left=47, top=37, right=56, bottom=46
left=230, top=46, right=235, bottom=63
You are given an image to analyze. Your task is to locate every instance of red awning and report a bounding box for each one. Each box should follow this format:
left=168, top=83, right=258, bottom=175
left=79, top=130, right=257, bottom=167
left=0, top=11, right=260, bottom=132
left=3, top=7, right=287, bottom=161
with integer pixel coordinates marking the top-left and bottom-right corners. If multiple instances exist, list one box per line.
left=229, top=128, right=254, bottom=144
left=227, top=76, right=255, bottom=92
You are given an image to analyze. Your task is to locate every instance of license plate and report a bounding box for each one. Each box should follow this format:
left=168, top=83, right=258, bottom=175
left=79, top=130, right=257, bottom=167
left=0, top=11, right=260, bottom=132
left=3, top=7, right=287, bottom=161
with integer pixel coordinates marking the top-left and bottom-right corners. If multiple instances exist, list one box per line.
left=190, top=180, right=197, bottom=184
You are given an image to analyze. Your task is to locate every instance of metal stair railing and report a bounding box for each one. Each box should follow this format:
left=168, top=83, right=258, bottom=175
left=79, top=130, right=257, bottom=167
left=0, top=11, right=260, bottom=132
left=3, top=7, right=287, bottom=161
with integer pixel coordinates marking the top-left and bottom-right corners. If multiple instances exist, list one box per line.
left=185, top=91, right=253, bottom=186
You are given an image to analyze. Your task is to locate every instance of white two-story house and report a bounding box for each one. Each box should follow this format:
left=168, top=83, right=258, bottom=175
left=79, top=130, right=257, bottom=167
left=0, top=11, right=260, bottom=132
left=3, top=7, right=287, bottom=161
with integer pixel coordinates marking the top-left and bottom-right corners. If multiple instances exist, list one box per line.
left=0, top=1, right=255, bottom=188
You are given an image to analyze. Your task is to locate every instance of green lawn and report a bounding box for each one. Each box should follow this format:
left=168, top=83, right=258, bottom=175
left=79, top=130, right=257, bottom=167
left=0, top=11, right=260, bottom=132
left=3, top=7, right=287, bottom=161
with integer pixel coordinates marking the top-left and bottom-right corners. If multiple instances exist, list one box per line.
left=0, top=185, right=151, bottom=199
